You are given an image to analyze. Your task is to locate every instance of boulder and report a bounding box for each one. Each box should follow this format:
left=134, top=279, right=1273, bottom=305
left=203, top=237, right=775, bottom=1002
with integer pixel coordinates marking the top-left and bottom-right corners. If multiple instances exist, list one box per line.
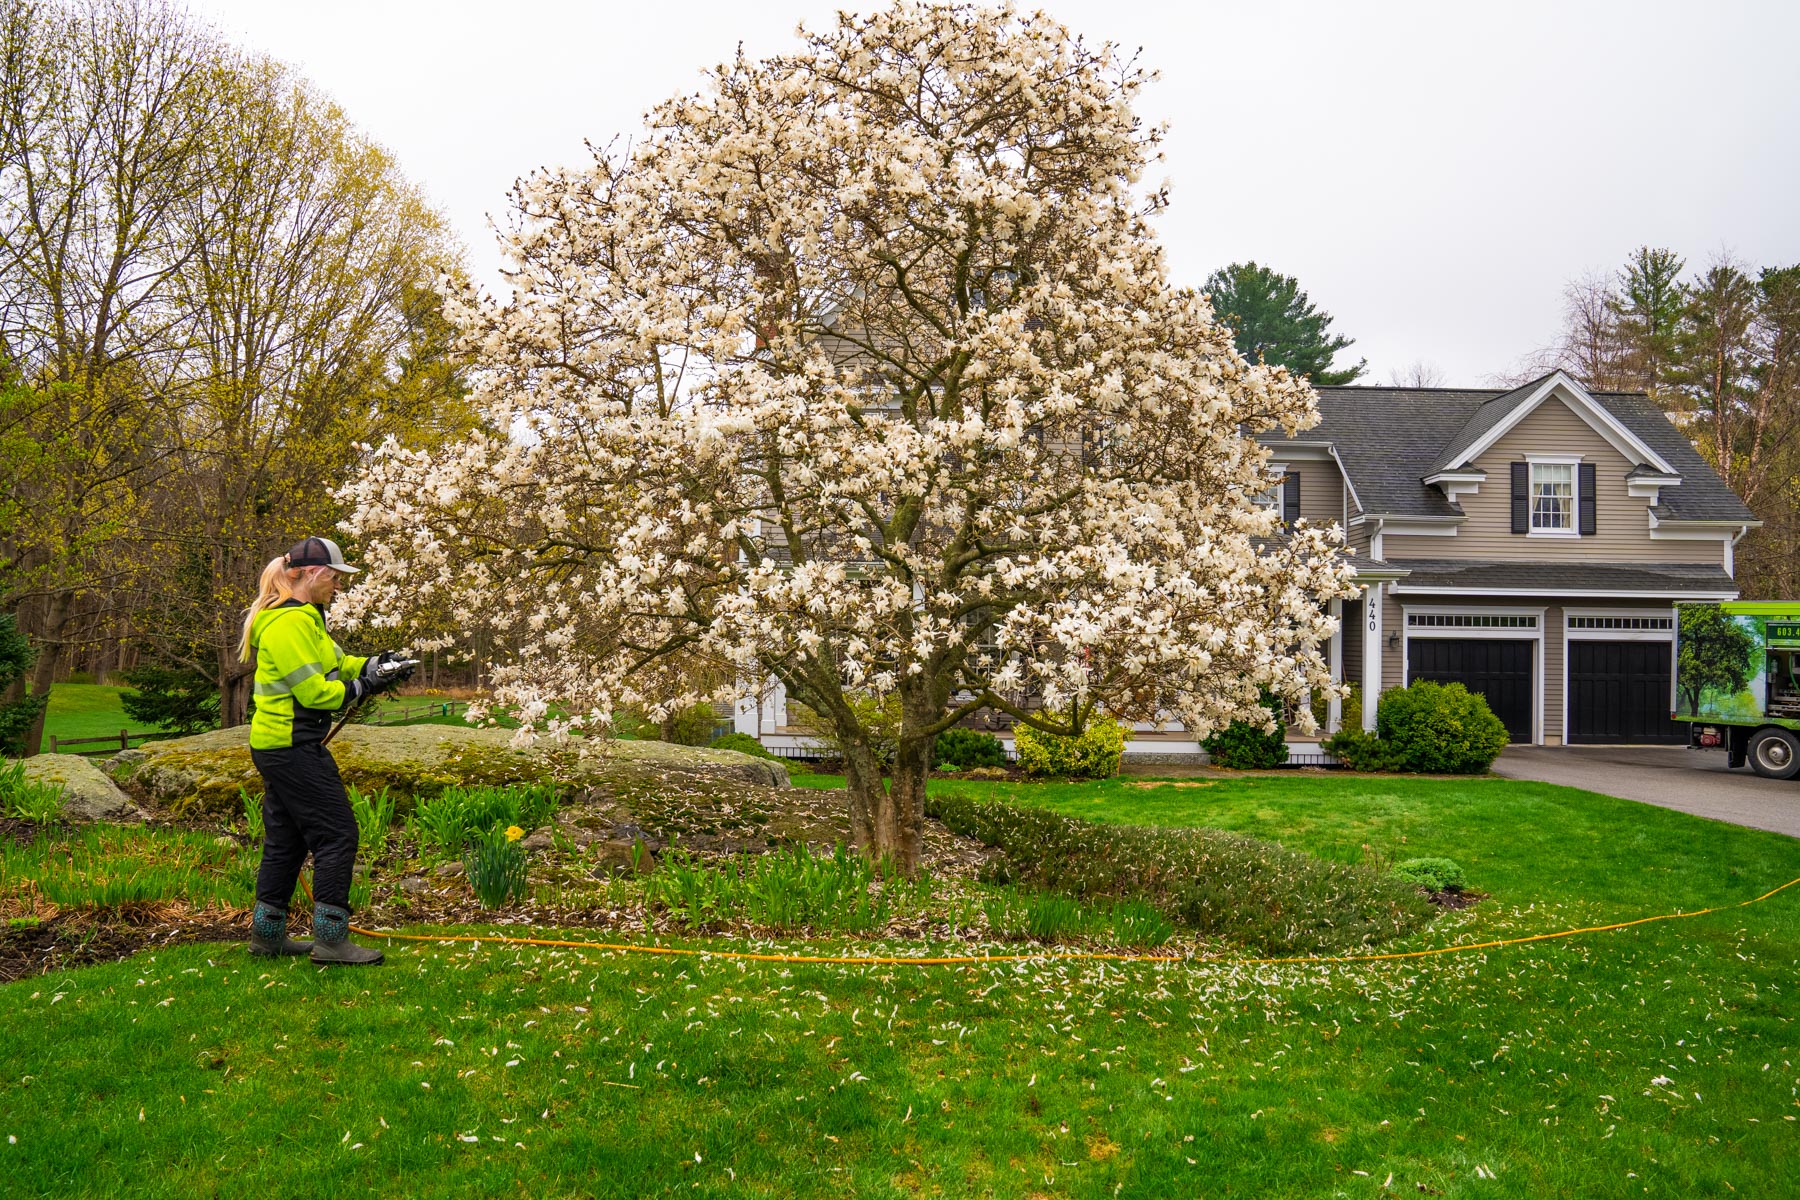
left=18, top=754, right=146, bottom=822
left=104, top=722, right=788, bottom=815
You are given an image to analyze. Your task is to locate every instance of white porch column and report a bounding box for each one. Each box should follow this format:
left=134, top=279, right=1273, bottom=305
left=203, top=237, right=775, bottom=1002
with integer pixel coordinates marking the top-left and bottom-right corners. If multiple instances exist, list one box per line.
left=1326, top=597, right=1344, bottom=734
left=1361, top=583, right=1383, bottom=732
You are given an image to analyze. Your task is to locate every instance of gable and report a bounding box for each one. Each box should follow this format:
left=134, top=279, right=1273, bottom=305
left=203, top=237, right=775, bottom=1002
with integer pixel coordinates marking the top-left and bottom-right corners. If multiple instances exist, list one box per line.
left=1470, top=393, right=1637, bottom=478
left=1431, top=373, right=1675, bottom=478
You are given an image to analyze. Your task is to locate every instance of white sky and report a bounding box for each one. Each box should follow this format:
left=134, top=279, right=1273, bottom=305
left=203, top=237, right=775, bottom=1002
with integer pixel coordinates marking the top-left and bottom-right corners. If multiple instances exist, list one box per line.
left=186, top=0, right=1800, bottom=386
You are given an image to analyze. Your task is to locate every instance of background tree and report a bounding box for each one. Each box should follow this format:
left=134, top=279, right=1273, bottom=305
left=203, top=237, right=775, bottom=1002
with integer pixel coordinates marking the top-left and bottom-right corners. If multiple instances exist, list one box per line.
left=1538, top=248, right=1800, bottom=600
left=341, top=3, right=1355, bottom=871
left=0, top=0, right=479, bottom=748
left=0, top=0, right=209, bottom=752
left=155, top=56, right=472, bottom=726
left=1608, top=246, right=1685, bottom=392
left=1201, top=261, right=1365, bottom=384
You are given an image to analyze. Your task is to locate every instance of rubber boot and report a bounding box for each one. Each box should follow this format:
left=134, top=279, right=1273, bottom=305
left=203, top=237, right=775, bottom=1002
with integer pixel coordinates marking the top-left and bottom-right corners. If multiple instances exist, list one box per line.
left=309, top=902, right=384, bottom=966
left=248, top=902, right=312, bottom=956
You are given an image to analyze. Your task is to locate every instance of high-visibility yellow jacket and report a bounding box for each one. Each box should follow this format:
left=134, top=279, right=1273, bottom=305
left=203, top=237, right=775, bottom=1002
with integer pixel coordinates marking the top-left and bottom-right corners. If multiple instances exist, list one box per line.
left=248, top=600, right=369, bottom=750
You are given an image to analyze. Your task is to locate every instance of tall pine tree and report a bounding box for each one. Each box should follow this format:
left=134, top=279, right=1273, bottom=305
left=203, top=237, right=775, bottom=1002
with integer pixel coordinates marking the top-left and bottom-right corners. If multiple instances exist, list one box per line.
left=1202, top=262, right=1366, bottom=385
left=1608, top=246, right=1686, bottom=391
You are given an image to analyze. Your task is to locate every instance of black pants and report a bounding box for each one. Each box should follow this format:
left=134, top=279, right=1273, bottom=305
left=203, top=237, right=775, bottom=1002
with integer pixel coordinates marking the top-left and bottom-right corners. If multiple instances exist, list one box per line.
left=251, top=742, right=358, bottom=912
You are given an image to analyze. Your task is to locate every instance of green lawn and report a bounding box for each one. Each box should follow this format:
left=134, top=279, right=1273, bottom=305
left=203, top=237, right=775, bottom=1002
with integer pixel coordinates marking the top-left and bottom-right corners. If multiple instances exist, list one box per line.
left=2, top=774, right=1797, bottom=1197
left=39, top=683, right=161, bottom=749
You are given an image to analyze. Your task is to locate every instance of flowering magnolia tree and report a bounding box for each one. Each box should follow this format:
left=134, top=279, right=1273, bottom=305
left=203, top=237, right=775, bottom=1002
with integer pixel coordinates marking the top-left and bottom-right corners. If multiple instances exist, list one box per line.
left=339, top=2, right=1355, bottom=871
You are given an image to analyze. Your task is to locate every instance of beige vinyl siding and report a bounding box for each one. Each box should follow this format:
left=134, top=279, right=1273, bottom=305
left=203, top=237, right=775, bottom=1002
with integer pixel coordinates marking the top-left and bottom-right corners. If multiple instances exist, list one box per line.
left=1382, top=397, right=1725, bottom=567
left=1285, top=458, right=1347, bottom=531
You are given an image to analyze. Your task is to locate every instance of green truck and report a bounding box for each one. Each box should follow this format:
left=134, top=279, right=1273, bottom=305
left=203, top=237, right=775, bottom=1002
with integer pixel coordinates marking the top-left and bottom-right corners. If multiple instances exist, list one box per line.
left=1675, top=601, right=1800, bottom=778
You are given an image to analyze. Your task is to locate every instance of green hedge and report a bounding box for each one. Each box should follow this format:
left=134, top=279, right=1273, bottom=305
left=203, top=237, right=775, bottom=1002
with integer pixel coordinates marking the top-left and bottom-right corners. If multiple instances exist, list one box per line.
left=710, top=732, right=780, bottom=761
left=1013, top=720, right=1125, bottom=779
left=926, top=791, right=1434, bottom=954
left=1201, top=702, right=1289, bottom=770
left=1324, top=681, right=1509, bottom=774
left=932, top=728, right=1008, bottom=770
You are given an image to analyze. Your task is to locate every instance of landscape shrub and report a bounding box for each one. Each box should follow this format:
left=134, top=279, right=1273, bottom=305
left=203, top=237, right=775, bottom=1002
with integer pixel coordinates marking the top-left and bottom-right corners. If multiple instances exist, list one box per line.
left=791, top=693, right=904, bottom=768
left=1319, top=726, right=1401, bottom=772
left=1391, top=857, right=1467, bottom=892
left=710, top=732, right=780, bottom=761
left=663, top=702, right=723, bottom=746
left=0, top=615, right=47, bottom=757
left=928, top=791, right=1434, bottom=954
left=1324, top=681, right=1509, bottom=774
left=1201, top=701, right=1289, bottom=770
left=932, top=728, right=1008, bottom=770
left=1013, top=719, right=1126, bottom=780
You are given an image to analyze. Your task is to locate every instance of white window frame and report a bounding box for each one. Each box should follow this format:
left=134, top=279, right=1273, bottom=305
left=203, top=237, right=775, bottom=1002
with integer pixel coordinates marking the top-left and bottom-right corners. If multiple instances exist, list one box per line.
left=1400, top=604, right=1546, bottom=745
left=1558, top=605, right=1681, bottom=746
left=1525, top=454, right=1582, bottom=538
left=1253, top=462, right=1288, bottom=512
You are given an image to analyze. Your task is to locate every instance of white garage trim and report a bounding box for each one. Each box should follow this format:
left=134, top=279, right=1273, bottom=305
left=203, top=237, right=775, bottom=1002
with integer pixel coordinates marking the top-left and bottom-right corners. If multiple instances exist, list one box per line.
left=1400, top=605, right=1547, bottom=745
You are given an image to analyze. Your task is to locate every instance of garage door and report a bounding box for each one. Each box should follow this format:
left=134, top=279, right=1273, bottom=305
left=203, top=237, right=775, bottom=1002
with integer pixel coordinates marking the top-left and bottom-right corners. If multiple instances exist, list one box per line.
left=1567, top=640, right=1681, bottom=744
left=1407, top=638, right=1534, bottom=743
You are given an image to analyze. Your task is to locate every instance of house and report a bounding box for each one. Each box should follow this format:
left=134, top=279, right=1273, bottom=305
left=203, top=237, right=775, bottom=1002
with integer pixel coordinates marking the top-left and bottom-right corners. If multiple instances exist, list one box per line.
left=735, top=369, right=1759, bottom=757
left=1272, top=370, right=1757, bottom=747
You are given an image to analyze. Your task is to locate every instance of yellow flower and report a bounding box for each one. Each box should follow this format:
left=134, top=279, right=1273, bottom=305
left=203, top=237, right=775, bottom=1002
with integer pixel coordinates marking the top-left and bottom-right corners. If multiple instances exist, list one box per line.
left=504, top=825, right=524, bottom=842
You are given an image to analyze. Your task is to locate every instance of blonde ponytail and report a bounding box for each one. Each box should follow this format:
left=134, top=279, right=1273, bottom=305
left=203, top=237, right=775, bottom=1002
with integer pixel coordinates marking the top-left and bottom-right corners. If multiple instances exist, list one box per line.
left=238, top=555, right=303, bottom=663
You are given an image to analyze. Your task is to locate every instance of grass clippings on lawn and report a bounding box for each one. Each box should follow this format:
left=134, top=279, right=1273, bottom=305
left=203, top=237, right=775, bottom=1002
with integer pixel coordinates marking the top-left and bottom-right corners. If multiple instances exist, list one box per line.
left=2, top=772, right=1797, bottom=1197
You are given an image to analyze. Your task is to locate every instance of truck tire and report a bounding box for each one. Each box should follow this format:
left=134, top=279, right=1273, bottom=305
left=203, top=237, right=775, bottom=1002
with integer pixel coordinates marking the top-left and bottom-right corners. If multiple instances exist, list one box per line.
left=1746, top=727, right=1800, bottom=780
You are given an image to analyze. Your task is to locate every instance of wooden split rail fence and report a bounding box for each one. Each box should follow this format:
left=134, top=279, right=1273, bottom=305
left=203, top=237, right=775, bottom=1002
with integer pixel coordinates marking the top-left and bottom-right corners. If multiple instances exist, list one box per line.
left=45, top=729, right=162, bottom=757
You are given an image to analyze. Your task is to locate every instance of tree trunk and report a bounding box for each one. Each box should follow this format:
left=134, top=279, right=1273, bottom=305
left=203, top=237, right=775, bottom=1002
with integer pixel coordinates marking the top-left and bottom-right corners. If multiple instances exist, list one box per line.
left=20, top=591, right=71, bottom=756
left=842, top=739, right=882, bottom=855
left=840, top=734, right=926, bottom=875
left=219, top=638, right=252, bottom=728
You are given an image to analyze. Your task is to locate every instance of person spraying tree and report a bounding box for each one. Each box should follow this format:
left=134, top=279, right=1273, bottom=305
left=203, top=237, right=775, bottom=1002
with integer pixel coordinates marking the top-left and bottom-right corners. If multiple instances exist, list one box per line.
left=238, top=537, right=415, bottom=964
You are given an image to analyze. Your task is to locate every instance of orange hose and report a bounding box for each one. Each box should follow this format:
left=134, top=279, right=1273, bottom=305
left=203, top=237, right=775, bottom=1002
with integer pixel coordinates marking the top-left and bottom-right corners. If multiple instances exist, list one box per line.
left=297, top=869, right=1800, bottom=969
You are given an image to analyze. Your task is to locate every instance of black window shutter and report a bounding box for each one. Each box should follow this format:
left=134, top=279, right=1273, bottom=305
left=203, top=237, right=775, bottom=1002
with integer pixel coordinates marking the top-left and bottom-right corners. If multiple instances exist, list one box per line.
left=1282, top=472, right=1300, bottom=528
left=1510, top=462, right=1529, bottom=533
left=1579, top=462, right=1597, bottom=535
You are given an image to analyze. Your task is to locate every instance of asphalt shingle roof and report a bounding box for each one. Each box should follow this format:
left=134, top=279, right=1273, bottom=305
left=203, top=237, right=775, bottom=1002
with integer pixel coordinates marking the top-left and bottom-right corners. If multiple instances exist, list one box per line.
left=1388, top=559, right=1737, bottom=594
left=1264, top=382, right=1757, bottom=525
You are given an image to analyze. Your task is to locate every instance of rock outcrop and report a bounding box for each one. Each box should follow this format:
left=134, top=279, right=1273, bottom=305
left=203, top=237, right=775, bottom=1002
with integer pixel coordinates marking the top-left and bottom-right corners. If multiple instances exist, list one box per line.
left=103, top=723, right=788, bottom=815
left=18, top=754, right=147, bottom=822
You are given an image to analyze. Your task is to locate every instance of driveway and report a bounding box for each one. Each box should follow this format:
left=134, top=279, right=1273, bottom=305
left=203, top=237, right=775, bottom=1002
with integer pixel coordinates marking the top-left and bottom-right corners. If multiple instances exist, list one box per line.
left=1494, top=745, right=1800, bottom=839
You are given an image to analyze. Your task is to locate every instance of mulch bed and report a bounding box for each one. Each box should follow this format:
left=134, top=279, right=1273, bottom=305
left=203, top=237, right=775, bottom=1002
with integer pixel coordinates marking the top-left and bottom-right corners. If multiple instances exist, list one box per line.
left=0, top=907, right=250, bottom=984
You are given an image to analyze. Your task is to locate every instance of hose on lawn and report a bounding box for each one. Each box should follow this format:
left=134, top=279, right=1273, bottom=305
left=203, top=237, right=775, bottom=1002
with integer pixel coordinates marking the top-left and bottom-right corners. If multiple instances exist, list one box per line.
left=296, top=869, right=1800, bottom=969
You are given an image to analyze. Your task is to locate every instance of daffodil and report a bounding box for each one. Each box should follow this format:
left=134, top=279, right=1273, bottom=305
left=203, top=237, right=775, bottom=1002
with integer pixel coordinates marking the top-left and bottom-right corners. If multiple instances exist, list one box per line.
left=504, top=825, right=524, bottom=842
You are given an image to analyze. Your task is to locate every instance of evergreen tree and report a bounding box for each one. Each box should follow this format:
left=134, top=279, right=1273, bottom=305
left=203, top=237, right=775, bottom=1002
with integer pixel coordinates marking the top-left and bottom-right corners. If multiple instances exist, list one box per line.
left=118, top=661, right=218, bottom=736
left=1202, top=262, right=1366, bottom=385
left=1609, top=246, right=1686, bottom=391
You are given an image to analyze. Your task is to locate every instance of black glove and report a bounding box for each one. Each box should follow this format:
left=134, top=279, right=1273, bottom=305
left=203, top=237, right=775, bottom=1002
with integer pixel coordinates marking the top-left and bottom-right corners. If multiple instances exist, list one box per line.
left=360, top=651, right=416, bottom=694
left=359, top=653, right=398, bottom=696
left=381, top=650, right=418, bottom=687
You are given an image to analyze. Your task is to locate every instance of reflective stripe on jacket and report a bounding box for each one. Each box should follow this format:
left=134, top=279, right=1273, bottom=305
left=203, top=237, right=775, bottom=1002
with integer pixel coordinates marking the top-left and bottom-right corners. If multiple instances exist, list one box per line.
left=248, top=600, right=370, bottom=750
